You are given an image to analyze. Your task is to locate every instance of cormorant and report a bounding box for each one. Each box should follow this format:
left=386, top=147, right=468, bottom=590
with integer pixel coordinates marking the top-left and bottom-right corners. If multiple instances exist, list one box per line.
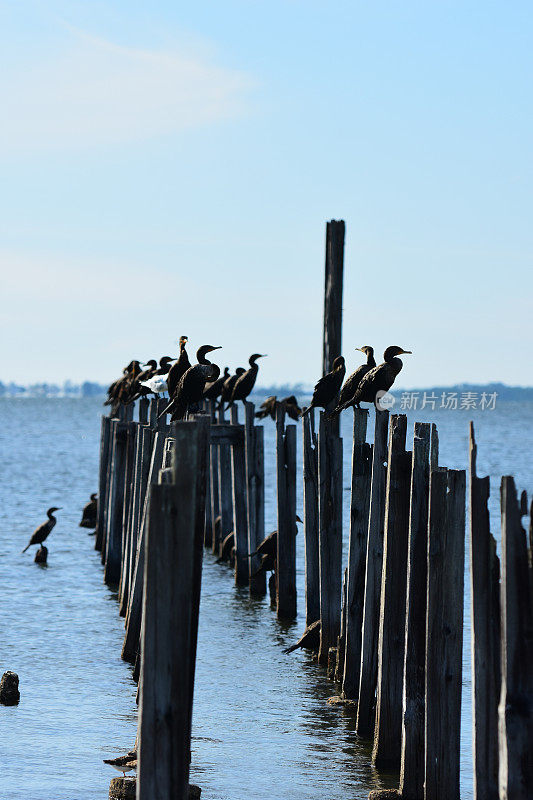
left=204, top=366, right=230, bottom=400
left=130, top=359, right=158, bottom=400
left=283, top=619, right=321, bottom=654
left=255, top=395, right=278, bottom=420
left=105, top=361, right=141, bottom=407
left=331, top=346, right=376, bottom=415
left=166, top=345, right=222, bottom=421
left=250, top=515, right=303, bottom=560
left=155, top=356, right=174, bottom=375
left=166, top=336, right=190, bottom=398
left=301, top=356, right=346, bottom=416
left=282, top=395, right=302, bottom=420
left=79, top=493, right=97, bottom=528
left=351, top=345, right=412, bottom=407
left=216, top=530, right=235, bottom=563
left=22, top=507, right=61, bottom=553
left=228, top=354, right=267, bottom=408
left=139, top=357, right=176, bottom=397
left=219, top=368, right=246, bottom=409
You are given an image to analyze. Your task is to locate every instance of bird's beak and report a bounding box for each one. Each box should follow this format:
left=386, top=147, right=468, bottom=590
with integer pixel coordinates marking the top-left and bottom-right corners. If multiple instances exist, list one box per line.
left=259, top=354, right=267, bottom=358
left=355, top=347, right=363, bottom=352
left=400, top=349, right=412, bottom=355
left=209, top=346, right=222, bottom=352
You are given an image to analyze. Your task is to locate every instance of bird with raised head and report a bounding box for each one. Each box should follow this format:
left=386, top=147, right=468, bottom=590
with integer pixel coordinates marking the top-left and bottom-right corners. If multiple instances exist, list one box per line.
left=351, top=345, right=412, bottom=407
left=22, top=507, right=62, bottom=553
left=204, top=366, right=230, bottom=400
left=166, top=336, right=190, bottom=398
left=228, top=353, right=267, bottom=408
left=166, top=345, right=222, bottom=420
left=218, top=367, right=246, bottom=409
left=331, top=346, right=376, bottom=416
left=301, top=356, right=346, bottom=416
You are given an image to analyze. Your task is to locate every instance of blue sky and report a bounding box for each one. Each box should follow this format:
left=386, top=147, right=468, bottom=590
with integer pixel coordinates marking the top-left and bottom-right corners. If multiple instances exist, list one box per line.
left=1, top=0, right=532, bottom=386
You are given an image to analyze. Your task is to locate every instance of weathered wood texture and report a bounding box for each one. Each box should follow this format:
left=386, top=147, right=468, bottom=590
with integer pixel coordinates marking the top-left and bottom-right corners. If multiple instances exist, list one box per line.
left=469, top=423, right=500, bottom=800
left=118, top=421, right=137, bottom=612
left=231, top=422, right=249, bottom=587
left=245, top=402, right=266, bottom=595
left=357, top=409, right=389, bottom=735
left=343, top=408, right=372, bottom=699
left=335, top=567, right=348, bottom=682
left=302, top=409, right=320, bottom=627
left=122, top=431, right=165, bottom=664
left=373, top=415, right=412, bottom=767
left=498, top=475, right=533, bottom=800
left=425, top=468, right=466, bottom=800
left=276, top=406, right=297, bottom=619
left=137, top=428, right=201, bottom=800
left=217, top=401, right=233, bottom=553
left=105, top=421, right=129, bottom=585
left=318, top=412, right=343, bottom=663
left=95, top=414, right=112, bottom=552
left=399, top=422, right=430, bottom=800
left=322, top=219, right=345, bottom=377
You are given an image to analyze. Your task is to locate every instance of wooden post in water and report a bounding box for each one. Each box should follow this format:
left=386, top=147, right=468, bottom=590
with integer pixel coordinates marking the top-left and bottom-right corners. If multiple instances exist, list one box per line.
left=95, top=414, right=112, bottom=552
left=357, top=409, right=389, bottom=735
left=217, top=404, right=233, bottom=552
left=101, top=418, right=118, bottom=564
left=335, top=567, right=348, bottom=682
left=372, top=414, right=412, bottom=768
left=425, top=468, right=465, bottom=800
left=342, top=408, right=372, bottom=699
left=209, top=400, right=221, bottom=554
left=118, top=420, right=137, bottom=610
left=469, top=423, right=500, bottom=800
left=322, top=219, right=345, bottom=378
left=398, top=422, right=430, bottom=800
left=498, top=475, right=533, bottom=800
left=137, top=425, right=203, bottom=800
left=302, top=410, right=320, bottom=626
left=104, top=420, right=128, bottom=585
left=245, top=402, right=266, bottom=595
left=276, top=405, right=297, bottom=619
left=317, top=411, right=343, bottom=664
left=230, top=414, right=249, bottom=587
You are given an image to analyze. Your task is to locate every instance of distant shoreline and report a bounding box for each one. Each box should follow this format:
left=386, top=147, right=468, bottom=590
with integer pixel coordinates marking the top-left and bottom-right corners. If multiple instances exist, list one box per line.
left=1, top=380, right=532, bottom=401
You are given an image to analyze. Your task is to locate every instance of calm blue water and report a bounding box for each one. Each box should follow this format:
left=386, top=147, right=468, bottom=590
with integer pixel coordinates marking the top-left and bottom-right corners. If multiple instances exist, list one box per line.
left=1, top=397, right=531, bottom=799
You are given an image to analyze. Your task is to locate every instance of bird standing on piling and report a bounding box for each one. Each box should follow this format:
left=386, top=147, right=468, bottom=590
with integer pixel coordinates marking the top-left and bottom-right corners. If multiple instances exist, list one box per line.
left=301, top=356, right=346, bottom=416
left=79, top=493, right=97, bottom=528
left=166, top=345, right=222, bottom=420
left=166, top=336, right=190, bottom=398
left=351, top=345, right=412, bottom=407
left=103, top=750, right=137, bottom=778
left=228, top=353, right=267, bottom=408
left=22, top=507, right=61, bottom=553
left=219, top=367, right=246, bottom=409
left=331, top=346, right=376, bottom=415
left=204, top=366, right=230, bottom=400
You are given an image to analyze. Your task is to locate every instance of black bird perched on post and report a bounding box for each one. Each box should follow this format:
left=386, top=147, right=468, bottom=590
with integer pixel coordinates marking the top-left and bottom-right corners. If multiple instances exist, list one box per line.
left=164, top=345, right=222, bottom=420
left=22, top=507, right=61, bottom=553
left=204, top=366, right=230, bottom=400
left=130, top=359, right=158, bottom=399
left=79, top=493, right=97, bottom=528
left=219, top=367, right=246, bottom=409
left=331, top=346, right=376, bottom=416
left=255, top=395, right=302, bottom=421
left=166, top=336, right=190, bottom=398
left=227, top=353, right=267, bottom=408
left=351, top=345, right=412, bottom=407
left=301, top=356, right=346, bottom=416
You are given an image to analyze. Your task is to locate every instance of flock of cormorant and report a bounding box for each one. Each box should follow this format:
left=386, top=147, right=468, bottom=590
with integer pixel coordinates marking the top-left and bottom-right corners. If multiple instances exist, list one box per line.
left=104, top=338, right=411, bottom=422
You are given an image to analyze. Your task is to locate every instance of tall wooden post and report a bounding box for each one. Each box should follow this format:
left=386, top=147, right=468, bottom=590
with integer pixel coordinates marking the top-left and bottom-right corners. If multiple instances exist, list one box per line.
left=231, top=421, right=249, bottom=587
left=425, top=468, right=466, bottom=800
left=245, top=402, right=266, bottom=595
left=276, top=406, right=297, bottom=619
left=302, top=410, right=320, bottom=626
left=95, top=414, right=112, bottom=552
left=104, top=420, right=128, bottom=585
left=498, top=476, right=533, bottom=800
left=469, top=423, right=500, bottom=800
left=343, top=408, right=372, bottom=699
left=217, top=404, right=233, bottom=552
left=399, top=422, right=430, bottom=799
left=322, top=219, right=345, bottom=378
left=357, top=409, right=389, bottom=734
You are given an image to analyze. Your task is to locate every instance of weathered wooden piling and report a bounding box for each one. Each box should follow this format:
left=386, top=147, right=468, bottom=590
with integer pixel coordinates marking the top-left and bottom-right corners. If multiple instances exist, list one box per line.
left=469, top=423, right=500, bottom=800
left=118, top=420, right=137, bottom=610
left=357, top=409, right=389, bottom=735
left=245, top=401, right=266, bottom=595
left=398, top=422, right=430, bottom=800
left=498, top=475, right=533, bottom=800
left=137, top=424, right=204, bottom=800
left=105, top=419, right=129, bottom=585
left=425, top=468, right=465, bottom=800
left=217, top=404, right=233, bottom=552
left=372, top=414, right=412, bottom=767
left=276, top=405, right=297, bottom=619
left=335, top=567, right=348, bottom=683
left=302, top=410, right=320, bottom=627
left=322, top=219, right=345, bottom=378
left=229, top=411, right=248, bottom=586
left=342, top=407, right=372, bottom=699
left=317, top=411, right=343, bottom=665
left=208, top=400, right=221, bottom=554
left=95, top=414, right=112, bottom=551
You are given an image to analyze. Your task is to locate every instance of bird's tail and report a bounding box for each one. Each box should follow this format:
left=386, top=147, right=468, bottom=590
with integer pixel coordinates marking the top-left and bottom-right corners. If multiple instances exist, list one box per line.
left=300, top=405, right=312, bottom=418
left=158, top=400, right=174, bottom=418
left=21, top=543, right=30, bottom=553
left=283, top=642, right=300, bottom=655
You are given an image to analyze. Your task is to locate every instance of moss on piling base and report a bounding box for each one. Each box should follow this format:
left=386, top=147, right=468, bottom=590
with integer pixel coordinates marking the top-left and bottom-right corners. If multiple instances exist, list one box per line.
left=109, top=777, right=136, bottom=799
left=368, top=790, right=401, bottom=799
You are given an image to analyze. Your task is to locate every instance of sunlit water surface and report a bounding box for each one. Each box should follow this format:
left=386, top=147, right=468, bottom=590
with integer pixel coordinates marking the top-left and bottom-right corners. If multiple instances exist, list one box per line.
left=1, top=397, right=531, bottom=799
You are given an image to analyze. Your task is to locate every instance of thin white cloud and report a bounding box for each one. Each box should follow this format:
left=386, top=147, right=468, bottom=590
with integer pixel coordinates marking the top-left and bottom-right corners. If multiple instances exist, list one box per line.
left=0, top=27, right=252, bottom=151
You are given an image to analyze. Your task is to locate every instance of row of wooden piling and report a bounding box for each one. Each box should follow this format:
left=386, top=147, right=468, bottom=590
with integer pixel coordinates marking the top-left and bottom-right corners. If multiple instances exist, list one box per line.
left=95, top=391, right=532, bottom=800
